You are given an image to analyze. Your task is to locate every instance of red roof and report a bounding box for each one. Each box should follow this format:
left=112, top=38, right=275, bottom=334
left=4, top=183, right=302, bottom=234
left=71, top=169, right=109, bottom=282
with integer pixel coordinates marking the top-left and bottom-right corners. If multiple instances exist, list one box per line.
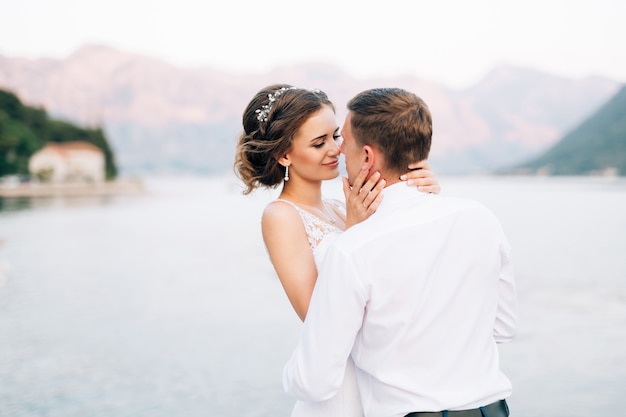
left=41, top=141, right=103, bottom=155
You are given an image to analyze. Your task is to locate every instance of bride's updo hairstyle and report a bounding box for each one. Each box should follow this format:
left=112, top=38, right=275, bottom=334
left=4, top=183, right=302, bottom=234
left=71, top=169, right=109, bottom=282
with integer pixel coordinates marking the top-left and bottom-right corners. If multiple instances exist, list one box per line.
left=235, top=84, right=334, bottom=194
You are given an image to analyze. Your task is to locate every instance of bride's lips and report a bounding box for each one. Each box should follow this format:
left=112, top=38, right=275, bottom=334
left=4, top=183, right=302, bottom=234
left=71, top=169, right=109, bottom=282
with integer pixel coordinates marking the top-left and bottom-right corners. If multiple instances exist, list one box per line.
left=323, top=160, right=339, bottom=168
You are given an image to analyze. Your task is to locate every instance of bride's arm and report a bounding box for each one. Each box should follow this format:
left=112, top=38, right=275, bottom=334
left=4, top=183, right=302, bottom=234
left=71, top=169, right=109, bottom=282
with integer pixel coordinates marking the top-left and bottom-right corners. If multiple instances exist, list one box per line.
left=262, top=201, right=318, bottom=322
left=261, top=172, right=387, bottom=321
left=262, top=170, right=387, bottom=321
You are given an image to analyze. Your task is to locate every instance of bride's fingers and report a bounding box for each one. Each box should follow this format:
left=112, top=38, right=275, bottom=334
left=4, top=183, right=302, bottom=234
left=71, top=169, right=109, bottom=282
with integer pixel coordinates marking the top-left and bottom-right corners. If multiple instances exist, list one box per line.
left=407, top=160, right=430, bottom=171
left=361, top=176, right=385, bottom=209
left=403, top=175, right=440, bottom=191
left=344, top=171, right=378, bottom=228
left=342, top=176, right=352, bottom=202
left=400, top=168, right=434, bottom=182
left=403, top=171, right=436, bottom=185
left=349, top=167, right=369, bottom=196
left=360, top=171, right=381, bottom=194
left=366, top=189, right=384, bottom=213
left=406, top=177, right=440, bottom=194
left=400, top=162, right=441, bottom=195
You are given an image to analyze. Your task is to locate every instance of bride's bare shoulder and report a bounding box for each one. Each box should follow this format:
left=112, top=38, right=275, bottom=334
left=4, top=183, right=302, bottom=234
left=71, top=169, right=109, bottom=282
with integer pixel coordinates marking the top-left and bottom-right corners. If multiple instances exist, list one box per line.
left=262, top=200, right=301, bottom=226
left=261, top=200, right=309, bottom=246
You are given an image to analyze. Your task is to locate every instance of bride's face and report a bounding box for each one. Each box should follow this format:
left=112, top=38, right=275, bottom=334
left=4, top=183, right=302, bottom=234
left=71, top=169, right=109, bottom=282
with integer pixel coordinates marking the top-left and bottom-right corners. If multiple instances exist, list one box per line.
left=282, top=105, right=342, bottom=182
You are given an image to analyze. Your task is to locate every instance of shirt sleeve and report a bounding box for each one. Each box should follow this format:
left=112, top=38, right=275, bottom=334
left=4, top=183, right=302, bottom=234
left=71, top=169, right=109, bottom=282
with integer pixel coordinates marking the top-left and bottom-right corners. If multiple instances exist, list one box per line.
left=493, top=237, right=518, bottom=343
left=282, top=242, right=368, bottom=402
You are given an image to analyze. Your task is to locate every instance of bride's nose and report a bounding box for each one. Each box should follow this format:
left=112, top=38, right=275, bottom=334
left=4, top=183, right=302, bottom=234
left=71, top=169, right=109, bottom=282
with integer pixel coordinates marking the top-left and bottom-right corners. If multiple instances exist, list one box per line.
left=330, top=137, right=342, bottom=153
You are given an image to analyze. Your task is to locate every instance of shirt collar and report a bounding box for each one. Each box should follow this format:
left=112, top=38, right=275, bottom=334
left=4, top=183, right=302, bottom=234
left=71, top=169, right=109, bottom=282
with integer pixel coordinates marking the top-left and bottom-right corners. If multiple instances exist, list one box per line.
left=374, top=181, right=432, bottom=216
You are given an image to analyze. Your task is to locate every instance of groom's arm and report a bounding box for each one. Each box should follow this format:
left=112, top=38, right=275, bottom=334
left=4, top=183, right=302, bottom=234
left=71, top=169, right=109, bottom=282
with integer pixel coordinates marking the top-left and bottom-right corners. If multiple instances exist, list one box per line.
left=493, top=231, right=518, bottom=343
left=282, top=243, right=368, bottom=402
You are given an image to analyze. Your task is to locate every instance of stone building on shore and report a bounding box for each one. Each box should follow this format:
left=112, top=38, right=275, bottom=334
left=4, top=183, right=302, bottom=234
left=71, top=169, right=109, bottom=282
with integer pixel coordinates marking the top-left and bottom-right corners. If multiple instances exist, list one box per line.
left=28, top=141, right=105, bottom=183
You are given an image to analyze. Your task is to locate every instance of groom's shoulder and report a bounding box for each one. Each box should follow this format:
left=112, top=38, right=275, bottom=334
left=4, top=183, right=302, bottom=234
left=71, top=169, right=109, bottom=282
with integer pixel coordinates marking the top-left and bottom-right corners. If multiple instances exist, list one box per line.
left=437, top=193, right=486, bottom=210
left=399, top=193, right=503, bottom=234
left=437, top=193, right=501, bottom=220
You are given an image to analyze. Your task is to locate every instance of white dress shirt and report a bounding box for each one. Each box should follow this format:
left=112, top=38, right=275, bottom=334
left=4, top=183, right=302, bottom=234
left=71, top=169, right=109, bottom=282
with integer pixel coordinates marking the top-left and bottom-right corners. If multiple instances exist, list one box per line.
left=283, top=182, right=517, bottom=417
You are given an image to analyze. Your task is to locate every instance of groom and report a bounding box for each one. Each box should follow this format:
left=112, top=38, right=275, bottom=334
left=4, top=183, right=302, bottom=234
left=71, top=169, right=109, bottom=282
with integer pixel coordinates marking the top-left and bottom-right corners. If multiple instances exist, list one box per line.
left=282, top=88, right=517, bottom=417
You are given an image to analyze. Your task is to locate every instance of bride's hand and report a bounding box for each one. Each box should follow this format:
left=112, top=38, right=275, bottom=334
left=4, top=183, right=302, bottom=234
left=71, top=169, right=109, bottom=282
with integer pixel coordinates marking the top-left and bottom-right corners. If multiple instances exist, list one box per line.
left=342, top=166, right=386, bottom=229
left=400, top=160, right=441, bottom=194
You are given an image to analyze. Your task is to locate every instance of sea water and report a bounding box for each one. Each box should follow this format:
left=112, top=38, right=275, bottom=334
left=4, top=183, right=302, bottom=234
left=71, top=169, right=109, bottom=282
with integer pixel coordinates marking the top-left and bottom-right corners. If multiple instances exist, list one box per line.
left=0, top=175, right=625, bottom=417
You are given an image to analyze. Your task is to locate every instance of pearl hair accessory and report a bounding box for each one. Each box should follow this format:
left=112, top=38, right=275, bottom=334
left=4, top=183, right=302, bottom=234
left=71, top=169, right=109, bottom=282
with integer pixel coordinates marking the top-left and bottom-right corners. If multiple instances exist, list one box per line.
left=255, top=86, right=297, bottom=122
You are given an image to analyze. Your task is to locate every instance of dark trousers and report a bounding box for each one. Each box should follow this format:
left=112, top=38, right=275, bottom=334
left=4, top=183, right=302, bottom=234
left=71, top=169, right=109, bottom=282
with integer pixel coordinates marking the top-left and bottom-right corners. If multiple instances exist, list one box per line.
left=405, top=399, right=509, bottom=417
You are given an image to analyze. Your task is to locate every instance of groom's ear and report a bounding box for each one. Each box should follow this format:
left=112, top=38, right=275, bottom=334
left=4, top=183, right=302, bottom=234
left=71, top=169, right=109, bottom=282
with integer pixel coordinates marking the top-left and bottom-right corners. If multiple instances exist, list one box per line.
left=362, top=145, right=375, bottom=170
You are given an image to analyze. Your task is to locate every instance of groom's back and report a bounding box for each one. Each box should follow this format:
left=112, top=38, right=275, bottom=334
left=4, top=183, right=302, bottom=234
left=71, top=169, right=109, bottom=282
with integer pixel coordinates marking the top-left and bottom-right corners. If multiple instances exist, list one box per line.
left=336, top=188, right=516, bottom=416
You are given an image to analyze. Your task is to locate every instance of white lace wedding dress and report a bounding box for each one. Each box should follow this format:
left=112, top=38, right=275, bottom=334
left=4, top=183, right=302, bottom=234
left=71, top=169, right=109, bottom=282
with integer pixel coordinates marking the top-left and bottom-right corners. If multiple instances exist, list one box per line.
left=277, top=199, right=364, bottom=417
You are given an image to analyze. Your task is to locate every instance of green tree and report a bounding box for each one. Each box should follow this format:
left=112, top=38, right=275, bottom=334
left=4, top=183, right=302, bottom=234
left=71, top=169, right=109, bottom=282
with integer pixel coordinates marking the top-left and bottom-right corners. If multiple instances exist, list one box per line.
left=0, top=90, right=23, bottom=120
left=0, top=87, right=118, bottom=179
left=0, top=111, right=40, bottom=176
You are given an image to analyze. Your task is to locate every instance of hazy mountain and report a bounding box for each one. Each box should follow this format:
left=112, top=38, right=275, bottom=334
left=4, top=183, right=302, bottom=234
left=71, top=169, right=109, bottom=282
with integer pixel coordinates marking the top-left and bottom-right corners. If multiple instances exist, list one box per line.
left=0, top=44, right=621, bottom=175
left=510, top=85, right=626, bottom=175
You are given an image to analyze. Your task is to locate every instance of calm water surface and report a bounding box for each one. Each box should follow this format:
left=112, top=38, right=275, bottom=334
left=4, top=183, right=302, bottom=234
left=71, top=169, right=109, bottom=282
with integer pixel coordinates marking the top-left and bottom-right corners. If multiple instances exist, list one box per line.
left=0, top=175, right=625, bottom=417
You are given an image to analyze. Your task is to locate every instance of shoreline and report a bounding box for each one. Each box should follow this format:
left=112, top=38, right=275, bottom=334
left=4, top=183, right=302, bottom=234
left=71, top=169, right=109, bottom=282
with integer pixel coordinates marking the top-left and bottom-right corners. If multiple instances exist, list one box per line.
left=0, top=179, right=145, bottom=198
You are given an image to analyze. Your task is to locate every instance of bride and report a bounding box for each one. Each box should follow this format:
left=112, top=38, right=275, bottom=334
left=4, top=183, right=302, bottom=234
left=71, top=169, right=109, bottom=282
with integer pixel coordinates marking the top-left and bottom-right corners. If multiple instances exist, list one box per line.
left=234, top=85, right=440, bottom=417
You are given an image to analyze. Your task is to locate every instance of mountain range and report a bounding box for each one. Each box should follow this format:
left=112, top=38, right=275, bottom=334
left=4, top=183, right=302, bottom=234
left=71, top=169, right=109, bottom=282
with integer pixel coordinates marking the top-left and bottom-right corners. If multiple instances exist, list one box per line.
left=511, top=85, right=626, bottom=175
left=0, top=44, right=622, bottom=176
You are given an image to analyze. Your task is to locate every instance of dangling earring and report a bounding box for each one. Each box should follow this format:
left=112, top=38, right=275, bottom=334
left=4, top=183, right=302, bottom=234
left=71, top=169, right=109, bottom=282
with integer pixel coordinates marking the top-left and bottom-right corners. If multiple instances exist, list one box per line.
left=284, top=165, right=290, bottom=182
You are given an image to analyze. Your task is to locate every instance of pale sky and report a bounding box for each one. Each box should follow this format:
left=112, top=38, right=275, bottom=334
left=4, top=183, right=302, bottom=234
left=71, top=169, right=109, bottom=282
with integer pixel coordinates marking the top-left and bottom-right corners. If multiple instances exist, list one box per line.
left=0, top=0, right=625, bottom=89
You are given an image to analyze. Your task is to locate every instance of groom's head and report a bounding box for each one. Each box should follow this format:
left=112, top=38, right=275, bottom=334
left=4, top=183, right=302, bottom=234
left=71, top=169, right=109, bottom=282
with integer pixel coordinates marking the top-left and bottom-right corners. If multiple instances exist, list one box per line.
left=340, top=88, right=432, bottom=186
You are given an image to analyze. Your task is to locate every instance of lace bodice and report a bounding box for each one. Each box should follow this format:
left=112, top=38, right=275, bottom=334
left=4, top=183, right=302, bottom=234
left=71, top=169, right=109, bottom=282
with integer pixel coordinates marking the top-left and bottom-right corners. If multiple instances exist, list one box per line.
left=276, top=199, right=344, bottom=263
